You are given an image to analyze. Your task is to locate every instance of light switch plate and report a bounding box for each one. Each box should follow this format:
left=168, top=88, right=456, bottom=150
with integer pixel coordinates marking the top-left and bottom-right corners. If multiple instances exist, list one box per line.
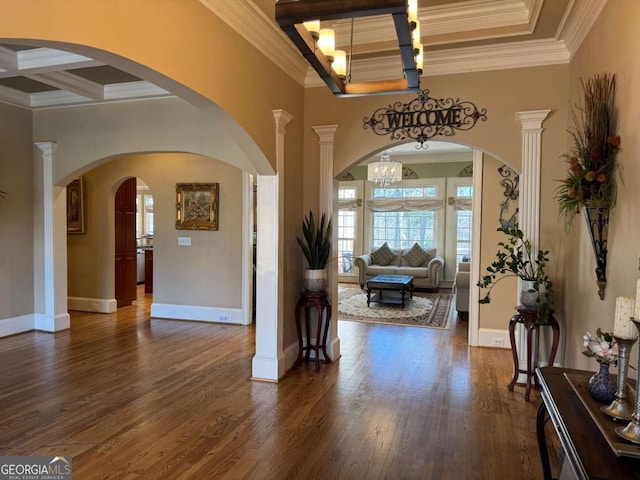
left=178, top=236, right=191, bottom=246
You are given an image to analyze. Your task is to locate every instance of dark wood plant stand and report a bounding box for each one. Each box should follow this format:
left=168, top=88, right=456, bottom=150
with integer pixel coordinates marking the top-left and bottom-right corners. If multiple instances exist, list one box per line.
left=294, top=291, right=332, bottom=371
left=508, top=306, right=560, bottom=400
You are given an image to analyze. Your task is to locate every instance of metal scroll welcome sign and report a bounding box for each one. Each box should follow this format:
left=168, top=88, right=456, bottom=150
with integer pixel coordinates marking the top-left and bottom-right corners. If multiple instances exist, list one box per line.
left=363, top=89, right=487, bottom=149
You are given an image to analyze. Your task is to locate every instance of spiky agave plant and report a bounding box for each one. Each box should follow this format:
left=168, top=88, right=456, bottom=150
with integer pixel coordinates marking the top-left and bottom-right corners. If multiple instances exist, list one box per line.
left=296, top=210, right=331, bottom=269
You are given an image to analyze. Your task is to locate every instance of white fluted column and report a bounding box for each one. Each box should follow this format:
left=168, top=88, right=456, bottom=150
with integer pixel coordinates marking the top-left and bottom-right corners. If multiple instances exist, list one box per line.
left=515, top=110, right=550, bottom=252
left=515, top=109, right=551, bottom=378
left=34, top=141, right=70, bottom=332
left=252, top=109, right=292, bottom=381
left=312, top=124, right=340, bottom=362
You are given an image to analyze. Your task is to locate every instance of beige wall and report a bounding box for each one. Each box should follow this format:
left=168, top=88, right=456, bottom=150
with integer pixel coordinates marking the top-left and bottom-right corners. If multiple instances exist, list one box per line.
left=34, top=98, right=272, bottom=185
left=68, top=153, right=244, bottom=309
left=347, top=160, right=472, bottom=180
left=562, top=0, right=640, bottom=370
left=0, top=104, right=34, bottom=319
left=478, top=155, right=519, bottom=330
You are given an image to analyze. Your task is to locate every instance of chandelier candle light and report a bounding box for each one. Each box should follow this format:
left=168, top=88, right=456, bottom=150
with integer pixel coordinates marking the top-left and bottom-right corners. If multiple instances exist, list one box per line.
left=602, top=296, right=637, bottom=421
left=275, top=0, right=422, bottom=97
left=368, top=152, right=402, bottom=187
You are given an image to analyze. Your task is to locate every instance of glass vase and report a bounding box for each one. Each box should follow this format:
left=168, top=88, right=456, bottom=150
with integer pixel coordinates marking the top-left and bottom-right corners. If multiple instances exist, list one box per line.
left=588, top=362, right=617, bottom=403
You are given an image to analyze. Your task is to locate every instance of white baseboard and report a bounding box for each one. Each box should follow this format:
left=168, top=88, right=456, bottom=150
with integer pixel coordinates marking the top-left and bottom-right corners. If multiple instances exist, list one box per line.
left=0, top=314, right=34, bottom=338
left=68, top=297, right=117, bottom=313
left=477, top=328, right=510, bottom=349
left=251, top=352, right=287, bottom=381
left=34, top=313, right=70, bottom=332
left=150, top=302, right=245, bottom=324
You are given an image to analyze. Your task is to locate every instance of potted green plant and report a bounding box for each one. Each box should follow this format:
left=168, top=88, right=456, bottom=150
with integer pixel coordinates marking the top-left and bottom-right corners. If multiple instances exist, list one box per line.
left=477, top=226, right=554, bottom=321
left=296, top=210, right=332, bottom=292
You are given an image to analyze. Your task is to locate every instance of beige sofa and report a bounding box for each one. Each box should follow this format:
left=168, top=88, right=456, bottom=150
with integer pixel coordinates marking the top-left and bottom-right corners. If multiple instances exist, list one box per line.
left=354, top=246, right=444, bottom=290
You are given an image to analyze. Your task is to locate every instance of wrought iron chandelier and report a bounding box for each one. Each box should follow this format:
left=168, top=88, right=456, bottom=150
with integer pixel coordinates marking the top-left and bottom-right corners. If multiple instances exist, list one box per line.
left=275, top=0, right=422, bottom=97
left=367, top=152, right=402, bottom=186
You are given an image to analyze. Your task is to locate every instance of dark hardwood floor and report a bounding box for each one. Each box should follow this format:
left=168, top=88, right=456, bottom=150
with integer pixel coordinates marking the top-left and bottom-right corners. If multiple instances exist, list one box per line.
left=0, top=286, right=557, bottom=479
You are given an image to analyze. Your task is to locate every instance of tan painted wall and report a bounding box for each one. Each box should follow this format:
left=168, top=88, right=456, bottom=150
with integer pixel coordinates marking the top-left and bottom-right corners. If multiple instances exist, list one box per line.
left=479, top=155, right=519, bottom=330
left=347, top=160, right=472, bottom=180
left=0, top=104, right=34, bottom=319
left=34, top=98, right=270, bottom=185
left=68, top=153, right=243, bottom=309
left=563, top=0, right=640, bottom=370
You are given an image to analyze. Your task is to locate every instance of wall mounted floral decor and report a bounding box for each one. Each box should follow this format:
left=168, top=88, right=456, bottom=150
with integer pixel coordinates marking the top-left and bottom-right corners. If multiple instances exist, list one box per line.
left=556, top=72, right=622, bottom=300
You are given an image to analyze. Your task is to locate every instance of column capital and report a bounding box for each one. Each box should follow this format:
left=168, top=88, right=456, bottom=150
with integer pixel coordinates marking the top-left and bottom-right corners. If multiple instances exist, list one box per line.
left=515, top=110, right=551, bottom=131
left=35, top=141, right=58, bottom=156
left=272, top=109, right=293, bottom=135
left=312, top=124, right=339, bottom=144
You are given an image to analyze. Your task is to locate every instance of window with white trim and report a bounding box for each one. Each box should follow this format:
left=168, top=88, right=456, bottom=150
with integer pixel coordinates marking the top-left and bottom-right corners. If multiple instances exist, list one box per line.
left=338, top=186, right=358, bottom=275
left=367, top=180, right=444, bottom=250
left=455, top=185, right=473, bottom=266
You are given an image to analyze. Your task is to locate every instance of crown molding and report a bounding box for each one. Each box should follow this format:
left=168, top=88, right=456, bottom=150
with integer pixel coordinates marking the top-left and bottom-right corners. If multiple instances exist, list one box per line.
left=0, top=84, right=30, bottom=108
left=328, top=0, right=542, bottom=48
left=424, top=0, right=535, bottom=36
left=423, top=39, right=570, bottom=76
left=213, top=0, right=599, bottom=89
left=199, top=0, right=307, bottom=86
left=556, top=0, right=607, bottom=58
left=307, top=38, right=570, bottom=86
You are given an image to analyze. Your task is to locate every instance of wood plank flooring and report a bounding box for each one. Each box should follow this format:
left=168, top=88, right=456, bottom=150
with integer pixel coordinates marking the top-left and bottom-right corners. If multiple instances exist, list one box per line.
left=0, top=286, right=557, bottom=479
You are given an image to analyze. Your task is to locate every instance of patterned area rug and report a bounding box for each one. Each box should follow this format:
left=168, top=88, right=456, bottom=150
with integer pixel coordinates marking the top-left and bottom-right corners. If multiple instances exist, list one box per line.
left=338, top=287, right=452, bottom=329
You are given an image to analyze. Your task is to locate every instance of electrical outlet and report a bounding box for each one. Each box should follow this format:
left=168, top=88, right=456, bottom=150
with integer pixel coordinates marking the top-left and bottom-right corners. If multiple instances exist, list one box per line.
left=219, top=314, right=230, bottom=321
left=492, top=337, right=505, bottom=347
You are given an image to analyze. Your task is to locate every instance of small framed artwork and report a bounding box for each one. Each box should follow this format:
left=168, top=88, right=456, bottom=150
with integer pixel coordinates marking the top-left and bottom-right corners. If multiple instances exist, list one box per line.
left=66, top=177, right=86, bottom=234
left=175, top=182, right=219, bottom=231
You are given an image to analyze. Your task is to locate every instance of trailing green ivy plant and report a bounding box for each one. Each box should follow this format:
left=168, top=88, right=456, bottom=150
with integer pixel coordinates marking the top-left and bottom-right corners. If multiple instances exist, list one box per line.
left=477, top=226, right=554, bottom=322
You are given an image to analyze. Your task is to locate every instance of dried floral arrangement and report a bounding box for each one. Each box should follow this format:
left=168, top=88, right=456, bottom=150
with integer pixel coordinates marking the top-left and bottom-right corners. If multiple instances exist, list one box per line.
left=556, top=72, right=621, bottom=230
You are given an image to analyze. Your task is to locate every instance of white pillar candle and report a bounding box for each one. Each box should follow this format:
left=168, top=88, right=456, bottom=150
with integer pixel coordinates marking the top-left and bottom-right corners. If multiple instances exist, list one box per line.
left=614, top=296, right=636, bottom=339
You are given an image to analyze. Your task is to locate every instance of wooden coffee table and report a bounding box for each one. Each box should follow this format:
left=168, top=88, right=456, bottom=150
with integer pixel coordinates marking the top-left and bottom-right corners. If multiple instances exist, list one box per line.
left=366, top=274, right=414, bottom=308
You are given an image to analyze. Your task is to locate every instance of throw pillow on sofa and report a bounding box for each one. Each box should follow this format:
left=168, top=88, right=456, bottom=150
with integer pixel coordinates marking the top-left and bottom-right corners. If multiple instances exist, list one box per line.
left=402, top=242, right=431, bottom=267
left=370, top=242, right=396, bottom=266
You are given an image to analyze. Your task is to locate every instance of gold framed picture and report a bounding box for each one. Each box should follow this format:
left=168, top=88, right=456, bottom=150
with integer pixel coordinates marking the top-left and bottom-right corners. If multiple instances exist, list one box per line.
left=175, top=183, right=219, bottom=231
left=66, top=177, right=86, bottom=234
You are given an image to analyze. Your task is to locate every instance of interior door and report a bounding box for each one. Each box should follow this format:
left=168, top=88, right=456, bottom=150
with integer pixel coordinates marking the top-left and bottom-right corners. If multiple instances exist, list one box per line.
left=115, top=177, right=137, bottom=307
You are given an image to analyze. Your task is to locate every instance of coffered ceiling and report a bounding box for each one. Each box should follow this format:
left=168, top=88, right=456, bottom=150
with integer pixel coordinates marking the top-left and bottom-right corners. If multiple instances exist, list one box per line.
left=0, top=44, right=172, bottom=110
left=0, top=0, right=606, bottom=110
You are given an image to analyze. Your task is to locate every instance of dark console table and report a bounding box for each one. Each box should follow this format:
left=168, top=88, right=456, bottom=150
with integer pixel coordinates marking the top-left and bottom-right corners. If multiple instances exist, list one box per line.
left=536, top=367, right=640, bottom=480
